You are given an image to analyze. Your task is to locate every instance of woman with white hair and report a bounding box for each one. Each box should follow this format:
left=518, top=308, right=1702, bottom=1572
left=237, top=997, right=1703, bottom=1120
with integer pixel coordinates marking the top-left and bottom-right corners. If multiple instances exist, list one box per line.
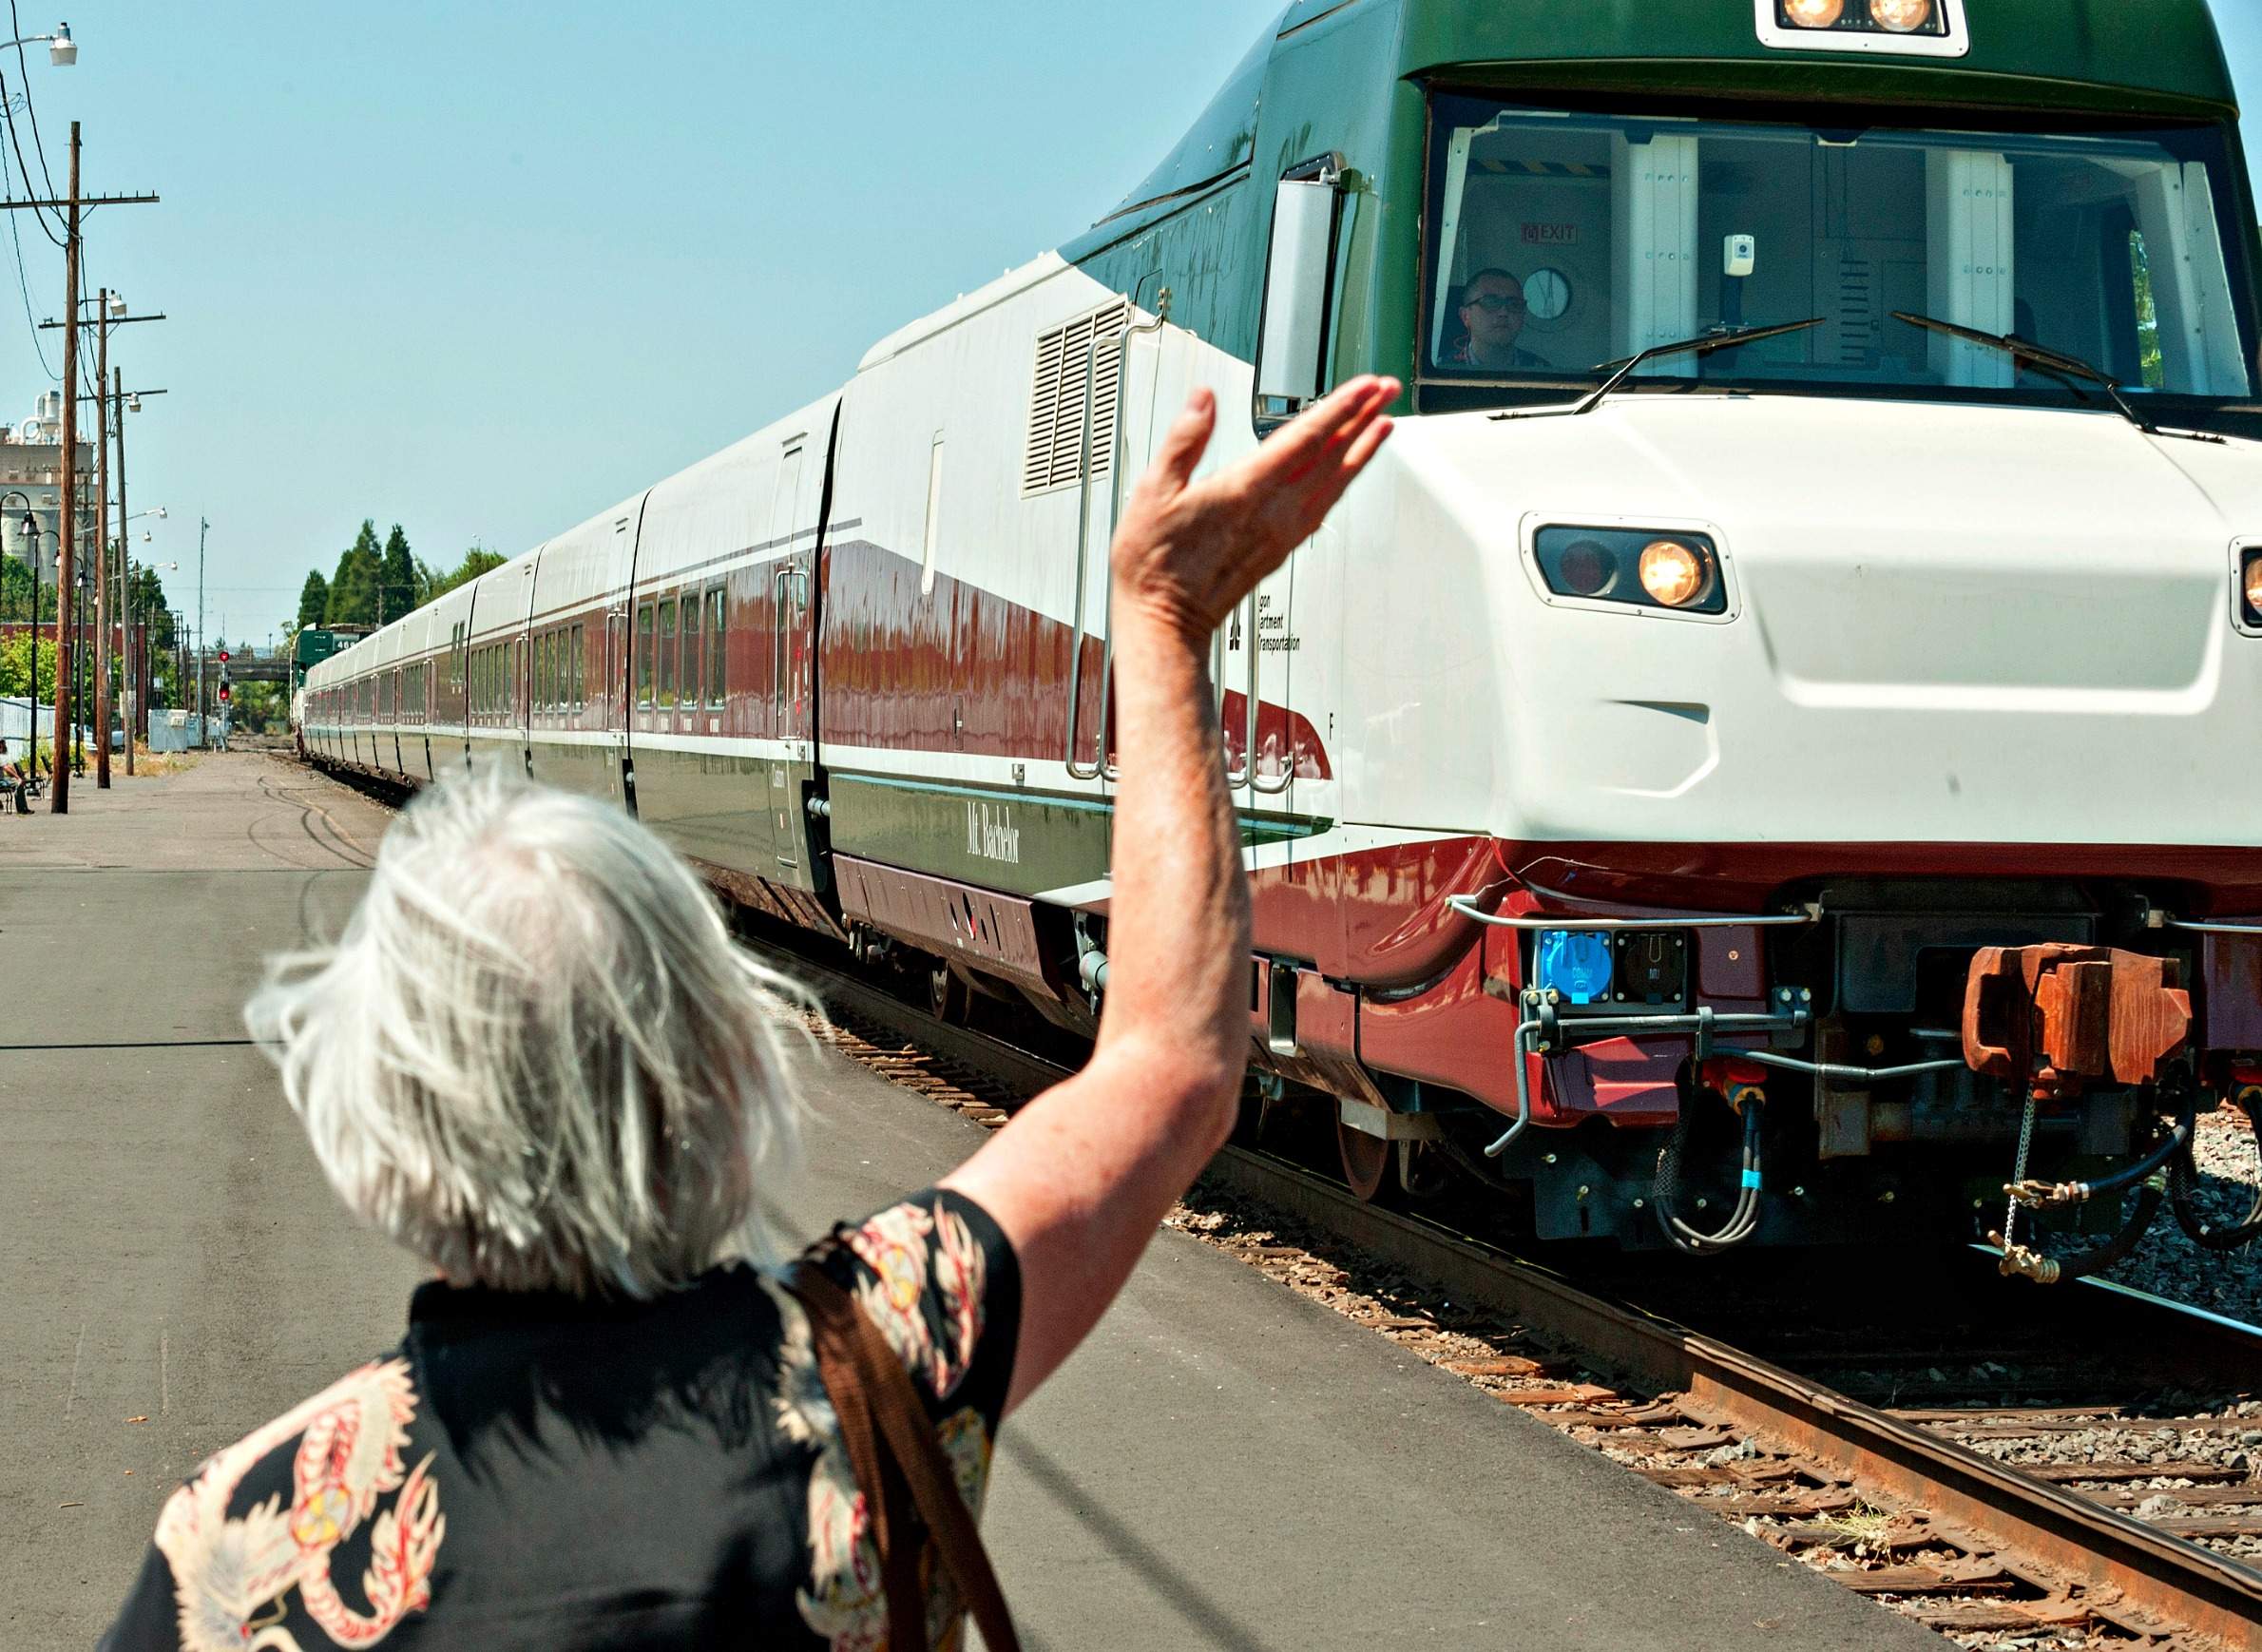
left=100, top=375, right=1397, bottom=1651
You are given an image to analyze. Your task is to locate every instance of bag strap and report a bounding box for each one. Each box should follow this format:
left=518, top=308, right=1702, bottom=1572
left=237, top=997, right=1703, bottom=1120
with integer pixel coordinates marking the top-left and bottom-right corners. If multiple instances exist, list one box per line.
left=791, top=1266, right=924, bottom=1646
left=787, top=1260, right=1021, bottom=1652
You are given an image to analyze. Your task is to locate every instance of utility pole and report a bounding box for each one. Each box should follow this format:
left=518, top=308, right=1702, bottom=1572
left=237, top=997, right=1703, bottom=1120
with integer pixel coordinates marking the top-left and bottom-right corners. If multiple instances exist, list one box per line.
left=114, top=367, right=130, bottom=775
left=196, top=515, right=207, bottom=747
left=51, top=123, right=78, bottom=811
left=0, top=125, right=160, bottom=810
left=47, top=310, right=163, bottom=783
left=91, top=287, right=109, bottom=786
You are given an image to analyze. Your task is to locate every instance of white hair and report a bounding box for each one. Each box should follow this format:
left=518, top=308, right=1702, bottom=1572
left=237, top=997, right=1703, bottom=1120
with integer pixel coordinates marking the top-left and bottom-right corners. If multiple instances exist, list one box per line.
left=246, top=764, right=809, bottom=1298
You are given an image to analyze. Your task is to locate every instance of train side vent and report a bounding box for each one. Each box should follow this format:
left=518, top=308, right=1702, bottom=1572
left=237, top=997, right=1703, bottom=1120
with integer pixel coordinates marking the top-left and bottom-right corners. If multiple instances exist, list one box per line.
left=1022, top=298, right=1131, bottom=496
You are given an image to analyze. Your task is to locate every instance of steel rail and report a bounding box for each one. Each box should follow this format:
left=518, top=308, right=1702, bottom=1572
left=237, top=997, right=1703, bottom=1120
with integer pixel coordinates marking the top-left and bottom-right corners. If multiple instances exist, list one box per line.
left=774, top=943, right=2262, bottom=1648
left=1196, top=1148, right=2262, bottom=1648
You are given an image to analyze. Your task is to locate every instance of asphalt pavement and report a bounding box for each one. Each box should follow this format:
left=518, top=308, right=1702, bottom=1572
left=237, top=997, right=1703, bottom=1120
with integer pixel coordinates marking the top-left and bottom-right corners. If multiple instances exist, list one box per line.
left=0, top=753, right=1942, bottom=1649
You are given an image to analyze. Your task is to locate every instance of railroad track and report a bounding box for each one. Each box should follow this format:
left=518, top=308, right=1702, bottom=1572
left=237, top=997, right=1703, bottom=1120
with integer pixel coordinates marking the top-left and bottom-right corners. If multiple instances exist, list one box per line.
left=764, top=931, right=2262, bottom=1652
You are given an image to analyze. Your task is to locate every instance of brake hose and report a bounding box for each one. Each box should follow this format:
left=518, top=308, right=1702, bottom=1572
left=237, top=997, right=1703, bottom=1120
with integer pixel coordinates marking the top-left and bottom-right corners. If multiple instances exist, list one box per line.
left=2170, top=1089, right=2262, bottom=1251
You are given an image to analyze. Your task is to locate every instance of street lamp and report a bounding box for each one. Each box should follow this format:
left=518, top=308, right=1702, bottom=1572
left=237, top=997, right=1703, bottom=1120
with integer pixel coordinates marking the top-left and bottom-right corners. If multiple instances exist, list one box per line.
left=0, top=22, right=76, bottom=67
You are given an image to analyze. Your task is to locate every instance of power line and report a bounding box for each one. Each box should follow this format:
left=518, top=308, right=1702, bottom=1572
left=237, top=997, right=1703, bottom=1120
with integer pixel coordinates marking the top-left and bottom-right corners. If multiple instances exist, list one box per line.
left=0, top=12, right=59, bottom=376
left=10, top=2, right=63, bottom=213
left=7, top=187, right=52, bottom=377
left=0, top=29, right=62, bottom=250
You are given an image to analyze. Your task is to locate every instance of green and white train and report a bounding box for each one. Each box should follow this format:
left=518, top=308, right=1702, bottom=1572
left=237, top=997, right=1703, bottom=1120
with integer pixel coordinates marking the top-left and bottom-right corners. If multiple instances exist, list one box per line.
left=305, top=0, right=2262, bottom=1273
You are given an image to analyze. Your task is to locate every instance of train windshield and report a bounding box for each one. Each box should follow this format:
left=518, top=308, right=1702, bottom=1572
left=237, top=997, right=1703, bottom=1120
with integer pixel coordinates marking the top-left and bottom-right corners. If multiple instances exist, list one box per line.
left=1420, top=94, right=2258, bottom=413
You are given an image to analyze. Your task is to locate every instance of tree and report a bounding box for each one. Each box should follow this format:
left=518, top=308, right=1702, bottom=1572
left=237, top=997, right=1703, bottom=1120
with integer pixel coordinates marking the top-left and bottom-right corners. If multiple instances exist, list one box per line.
left=379, top=524, right=416, bottom=625
left=1, top=556, right=58, bottom=623
left=296, top=570, right=330, bottom=630
left=127, top=565, right=175, bottom=655
left=421, top=545, right=507, bottom=603
left=325, top=520, right=382, bottom=626
left=0, top=627, right=59, bottom=703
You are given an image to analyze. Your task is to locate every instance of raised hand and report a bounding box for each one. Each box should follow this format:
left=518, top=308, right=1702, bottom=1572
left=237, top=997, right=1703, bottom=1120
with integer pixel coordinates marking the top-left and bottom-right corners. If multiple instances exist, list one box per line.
left=945, top=376, right=1395, bottom=1419
left=1109, top=375, right=1398, bottom=648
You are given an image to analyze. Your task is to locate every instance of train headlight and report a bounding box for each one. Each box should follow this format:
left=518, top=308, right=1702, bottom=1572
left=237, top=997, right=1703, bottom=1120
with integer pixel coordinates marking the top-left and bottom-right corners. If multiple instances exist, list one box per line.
left=2242, top=547, right=2262, bottom=629
left=1534, top=526, right=1730, bottom=617
left=1555, top=538, right=1617, bottom=598
left=1639, top=540, right=1714, bottom=609
left=1868, top=0, right=1935, bottom=29
left=1772, top=0, right=1947, bottom=37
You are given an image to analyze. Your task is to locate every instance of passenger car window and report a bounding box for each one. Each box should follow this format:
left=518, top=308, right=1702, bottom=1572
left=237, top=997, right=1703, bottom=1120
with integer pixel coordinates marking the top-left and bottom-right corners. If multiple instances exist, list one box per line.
left=681, top=593, right=700, bottom=714
left=705, top=586, right=725, bottom=705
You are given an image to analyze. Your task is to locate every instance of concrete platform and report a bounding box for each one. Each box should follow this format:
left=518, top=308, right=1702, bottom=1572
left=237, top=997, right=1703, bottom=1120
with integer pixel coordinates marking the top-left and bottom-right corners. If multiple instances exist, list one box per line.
left=0, top=755, right=1943, bottom=1649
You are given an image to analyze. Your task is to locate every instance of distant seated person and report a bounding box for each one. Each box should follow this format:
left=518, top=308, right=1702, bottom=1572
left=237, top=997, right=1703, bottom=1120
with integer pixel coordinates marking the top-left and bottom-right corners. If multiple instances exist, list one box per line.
left=0, top=739, right=26, bottom=811
left=1443, top=268, right=1552, bottom=373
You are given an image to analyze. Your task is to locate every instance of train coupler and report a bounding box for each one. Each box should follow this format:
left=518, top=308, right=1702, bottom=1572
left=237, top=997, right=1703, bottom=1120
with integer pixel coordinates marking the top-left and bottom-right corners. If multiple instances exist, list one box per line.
left=1962, top=943, right=2193, bottom=1098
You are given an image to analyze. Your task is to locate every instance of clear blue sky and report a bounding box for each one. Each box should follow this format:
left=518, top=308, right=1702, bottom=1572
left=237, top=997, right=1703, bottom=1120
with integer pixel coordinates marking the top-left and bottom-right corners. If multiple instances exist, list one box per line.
left=3, top=1, right=2257, bottom=644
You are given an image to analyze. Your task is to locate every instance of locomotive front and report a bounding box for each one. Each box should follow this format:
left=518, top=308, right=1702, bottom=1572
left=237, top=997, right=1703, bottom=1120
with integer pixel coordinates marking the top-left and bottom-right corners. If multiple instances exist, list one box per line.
left=1308, top=0, right=2262, bottom=1273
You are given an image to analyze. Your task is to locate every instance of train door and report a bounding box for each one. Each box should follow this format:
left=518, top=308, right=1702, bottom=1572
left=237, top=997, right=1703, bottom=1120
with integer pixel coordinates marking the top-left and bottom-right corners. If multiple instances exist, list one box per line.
left=1062, top=304, right=1124, bottom=826
left=1238, top=155, right=1351, bottom=836
left=607, top=603, right=630, bottom=809
left=607, top=505, right=639, bottom=813
left=1098, top=289, right=1177, bottom=808
left=515, top=629, right=531, bottom=774
left=769, top=440, right=814, bottom=880
left=391, top=666, right=405, bottom=776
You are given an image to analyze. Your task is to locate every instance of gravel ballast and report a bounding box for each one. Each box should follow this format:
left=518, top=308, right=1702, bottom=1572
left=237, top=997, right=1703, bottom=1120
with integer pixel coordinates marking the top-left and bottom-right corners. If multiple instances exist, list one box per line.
left=2100, top=1105, right=2262, bottom=1320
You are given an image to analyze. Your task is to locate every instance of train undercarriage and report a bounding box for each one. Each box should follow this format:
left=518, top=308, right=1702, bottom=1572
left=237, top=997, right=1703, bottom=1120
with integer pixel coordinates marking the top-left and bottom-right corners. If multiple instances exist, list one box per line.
left=863, top=868, right=2262, bottom=1283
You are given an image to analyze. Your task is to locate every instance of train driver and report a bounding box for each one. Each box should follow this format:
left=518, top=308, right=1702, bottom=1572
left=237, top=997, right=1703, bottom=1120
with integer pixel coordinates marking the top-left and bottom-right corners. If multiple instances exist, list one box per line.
left=1445, top=267, right=1551, bottom=372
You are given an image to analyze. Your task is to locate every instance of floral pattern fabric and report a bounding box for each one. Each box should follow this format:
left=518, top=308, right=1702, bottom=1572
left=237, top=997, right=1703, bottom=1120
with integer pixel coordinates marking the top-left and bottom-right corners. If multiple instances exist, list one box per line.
left=779, top=1198, right=999, bottom=1650
left=99, top=1189, right=1020, bottom=1652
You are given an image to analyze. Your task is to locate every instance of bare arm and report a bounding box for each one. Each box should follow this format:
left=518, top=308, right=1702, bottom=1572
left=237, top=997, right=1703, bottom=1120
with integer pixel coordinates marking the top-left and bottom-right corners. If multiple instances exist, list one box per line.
left=942, top=375, right=1397, bottom=1413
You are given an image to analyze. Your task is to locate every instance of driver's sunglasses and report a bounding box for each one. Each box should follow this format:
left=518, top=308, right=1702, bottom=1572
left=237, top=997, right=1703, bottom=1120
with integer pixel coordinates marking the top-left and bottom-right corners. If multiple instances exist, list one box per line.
left=1466, top=293, right=1525, bottom=314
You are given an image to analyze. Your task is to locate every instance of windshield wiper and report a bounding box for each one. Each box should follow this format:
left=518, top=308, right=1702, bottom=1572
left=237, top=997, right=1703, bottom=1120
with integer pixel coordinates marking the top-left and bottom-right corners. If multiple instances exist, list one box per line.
left=1492, top=317, right=1826, bottom=421
left=1891, top=311, right=2225, bottom=445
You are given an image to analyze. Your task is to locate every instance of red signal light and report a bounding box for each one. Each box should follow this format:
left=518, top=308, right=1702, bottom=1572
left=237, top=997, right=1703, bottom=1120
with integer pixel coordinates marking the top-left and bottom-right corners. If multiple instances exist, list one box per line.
left=218, top=649, right=231, bottom=663
left=218, top=682, right=231, bottom=703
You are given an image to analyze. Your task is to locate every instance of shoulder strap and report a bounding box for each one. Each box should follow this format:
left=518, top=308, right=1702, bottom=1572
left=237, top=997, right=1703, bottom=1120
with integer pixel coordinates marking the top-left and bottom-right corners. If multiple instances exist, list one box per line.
left=786, top=1260, right=1021, bottom=1652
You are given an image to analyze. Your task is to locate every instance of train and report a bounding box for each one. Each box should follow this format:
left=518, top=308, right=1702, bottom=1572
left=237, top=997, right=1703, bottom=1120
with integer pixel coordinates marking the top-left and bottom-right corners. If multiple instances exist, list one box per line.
left=300, top=0, right=2262, bottom=1276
